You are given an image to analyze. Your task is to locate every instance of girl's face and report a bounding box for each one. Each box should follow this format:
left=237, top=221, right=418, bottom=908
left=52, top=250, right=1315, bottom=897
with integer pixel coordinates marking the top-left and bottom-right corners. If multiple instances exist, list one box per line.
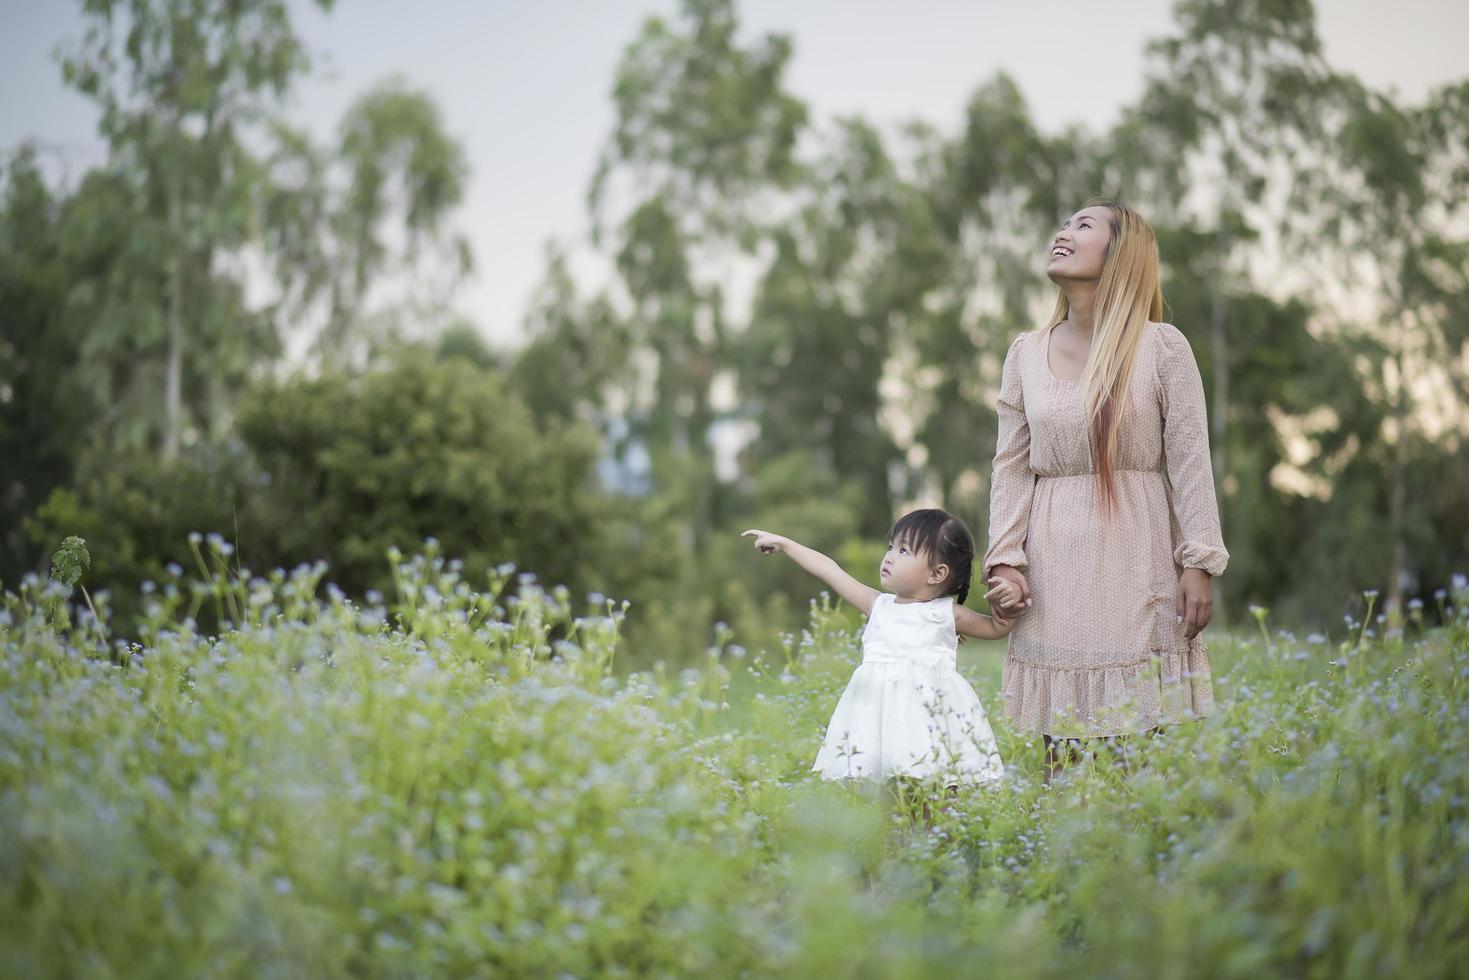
left=879, top=536, right=948, bottom=597
left=1046, top=205, right=1112, bottom=284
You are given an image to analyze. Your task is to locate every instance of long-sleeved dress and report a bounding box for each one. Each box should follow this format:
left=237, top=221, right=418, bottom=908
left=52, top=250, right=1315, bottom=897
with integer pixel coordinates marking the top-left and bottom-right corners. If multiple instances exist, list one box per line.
left=981, top=321, right=1229, bottom=738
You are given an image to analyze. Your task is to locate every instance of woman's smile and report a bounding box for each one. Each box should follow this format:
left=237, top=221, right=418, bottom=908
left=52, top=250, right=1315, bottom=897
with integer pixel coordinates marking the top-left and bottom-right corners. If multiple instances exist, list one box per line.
left=1046, top=205, right=1111, bottom=281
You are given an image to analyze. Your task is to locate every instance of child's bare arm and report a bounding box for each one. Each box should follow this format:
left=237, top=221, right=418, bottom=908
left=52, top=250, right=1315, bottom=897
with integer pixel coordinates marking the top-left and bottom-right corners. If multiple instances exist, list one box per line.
left=955, top=575, right=1026, bottom=638
left=954, top=602, right=1013, bottom=640
left=742, top=529, right=880, bottom=616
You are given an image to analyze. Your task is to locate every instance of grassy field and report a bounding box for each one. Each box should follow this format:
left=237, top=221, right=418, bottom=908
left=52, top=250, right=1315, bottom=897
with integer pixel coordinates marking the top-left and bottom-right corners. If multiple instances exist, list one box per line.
left=3, top=541, right=1466, bottom=977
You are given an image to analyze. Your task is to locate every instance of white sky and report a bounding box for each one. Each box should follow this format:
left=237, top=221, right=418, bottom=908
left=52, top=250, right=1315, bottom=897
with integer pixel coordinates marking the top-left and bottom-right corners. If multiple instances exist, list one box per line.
left=3, top=0, right=1467, bottom=350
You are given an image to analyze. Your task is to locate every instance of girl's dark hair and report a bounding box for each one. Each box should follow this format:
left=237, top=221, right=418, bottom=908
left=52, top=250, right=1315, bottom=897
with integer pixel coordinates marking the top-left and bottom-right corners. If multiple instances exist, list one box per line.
left=887, top=508, right=976, bottom=604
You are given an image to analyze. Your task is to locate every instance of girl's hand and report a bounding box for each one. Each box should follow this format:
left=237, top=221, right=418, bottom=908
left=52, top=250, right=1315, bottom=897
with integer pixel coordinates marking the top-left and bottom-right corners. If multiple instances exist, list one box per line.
left=984, top=576, right=1022, bottom=612
left=740, top=529, right=878, bottom=614
left=1178, top=567, right=1213, bottom=638
left=741, top=529, right=786, bottom=555
left=985, top=565, right=1032, bottom=618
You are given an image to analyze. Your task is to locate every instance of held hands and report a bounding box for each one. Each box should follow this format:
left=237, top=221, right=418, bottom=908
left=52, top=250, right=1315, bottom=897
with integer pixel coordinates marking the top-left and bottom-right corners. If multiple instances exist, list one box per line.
left=985, top=565, right=1032, bottom=620
left=982, top=576, right=1025, bottom=631
left=984, top=576, right=1024, bottom=617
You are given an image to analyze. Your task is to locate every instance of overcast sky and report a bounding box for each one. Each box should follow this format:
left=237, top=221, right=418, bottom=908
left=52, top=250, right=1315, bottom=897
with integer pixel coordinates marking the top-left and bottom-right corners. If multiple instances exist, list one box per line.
left=4, top=0, right=1467, bottom=348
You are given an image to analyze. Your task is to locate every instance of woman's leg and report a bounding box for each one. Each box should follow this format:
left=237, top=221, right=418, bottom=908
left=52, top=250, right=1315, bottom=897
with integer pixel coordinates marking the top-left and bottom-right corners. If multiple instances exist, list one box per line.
left=1089, top=726, right=1164, bottom=773
left=1101, top=731, right=1130, bottom=770
left=1131, top=724, right=1163, bottom=770
left=1043, top=733, right=1085, bottom=782
left=1046, top=724, right=1165, bottom=781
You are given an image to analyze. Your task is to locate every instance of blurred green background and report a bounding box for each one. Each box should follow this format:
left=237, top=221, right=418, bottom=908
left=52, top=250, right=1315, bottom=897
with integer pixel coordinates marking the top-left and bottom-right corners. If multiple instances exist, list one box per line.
left=2, top=0, right=1466, bottom=665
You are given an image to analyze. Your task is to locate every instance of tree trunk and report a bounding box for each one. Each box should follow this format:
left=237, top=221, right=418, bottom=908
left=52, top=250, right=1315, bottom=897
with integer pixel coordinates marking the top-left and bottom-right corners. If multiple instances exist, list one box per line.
left=1209, top=238, right=1229, bottom=623
left=1386, top=339, right=1408, bottom=625
left=163, top=133, right=183, bottom=462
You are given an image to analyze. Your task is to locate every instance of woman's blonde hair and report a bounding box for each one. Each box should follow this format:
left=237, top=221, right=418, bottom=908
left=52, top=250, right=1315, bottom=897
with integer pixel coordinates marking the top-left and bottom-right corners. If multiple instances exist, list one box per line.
left=1042, top=197, right=1163, bottom=517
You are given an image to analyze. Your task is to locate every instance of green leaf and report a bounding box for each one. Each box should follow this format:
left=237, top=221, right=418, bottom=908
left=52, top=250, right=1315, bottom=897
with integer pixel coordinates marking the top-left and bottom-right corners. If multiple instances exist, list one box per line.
left=50, top=535, right=91, bottom=588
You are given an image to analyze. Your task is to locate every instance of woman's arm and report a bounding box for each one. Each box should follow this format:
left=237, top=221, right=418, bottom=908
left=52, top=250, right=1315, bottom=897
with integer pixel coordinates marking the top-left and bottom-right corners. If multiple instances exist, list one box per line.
left=1155, top=322, right=1229, bottom=637
left=741, top=529, right=881, bottom=616
left=953, top=602, right=1013, bottom=640
left=981, top=333, right=1037, bottom=615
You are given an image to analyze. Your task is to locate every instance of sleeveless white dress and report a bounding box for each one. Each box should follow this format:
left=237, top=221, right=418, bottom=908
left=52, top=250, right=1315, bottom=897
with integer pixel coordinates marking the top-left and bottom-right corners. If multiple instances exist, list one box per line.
left=811, top=593, right=1005, bottom=787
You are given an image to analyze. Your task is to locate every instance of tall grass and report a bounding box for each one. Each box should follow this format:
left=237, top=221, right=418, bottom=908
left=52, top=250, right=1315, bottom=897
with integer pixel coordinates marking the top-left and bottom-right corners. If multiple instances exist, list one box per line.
left=2, top=540, right=1466, bottom=977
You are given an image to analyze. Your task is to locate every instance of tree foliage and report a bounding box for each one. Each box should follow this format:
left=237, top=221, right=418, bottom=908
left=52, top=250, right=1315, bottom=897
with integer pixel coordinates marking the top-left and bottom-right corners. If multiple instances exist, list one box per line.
left=4, top=0, right=1466, bottom=649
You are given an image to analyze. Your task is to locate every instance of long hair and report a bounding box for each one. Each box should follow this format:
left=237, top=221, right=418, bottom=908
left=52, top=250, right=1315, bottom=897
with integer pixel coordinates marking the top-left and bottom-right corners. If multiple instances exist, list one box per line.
left=1041, top=197, right=1163, bottom=516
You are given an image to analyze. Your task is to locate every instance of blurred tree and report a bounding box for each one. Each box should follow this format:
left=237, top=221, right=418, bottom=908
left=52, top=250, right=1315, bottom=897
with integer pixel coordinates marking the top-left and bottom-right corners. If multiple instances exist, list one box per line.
left=24, top=345, right=609, bottom=631
left=235, top=346, right=605, bottom=601
left=907, top=74, right=1071, bottom=527
left=53, top=3, right=472, bottom=448
left=1144, top=2, right=1469, bottom=617
left=1122, top=0, right=1339, bottom=619
left=15, top=0, right=1461, bottom=649
left=1158, top=222, right=1386, bottom=620
left=525, top=0, right=820, bottom=660
left=739, top=118, right=911, bottom=531
left=1304, top=77, right=1469, bottom=617
left=588, top=0, right=809, bottom=523
left=588, top=0, right=806, bottom=246
left=58, top=0, right=333, bottom=460
left=510, top=244, right=629, bottom=428
left=510, top=0, right=857, bottom=655
left=0, top=150, right=98, bottom=586
left=435, top=317, right=501, bottom=371
left=265, top=79, right=472, bottom=371
left=24, top=439, right=260, bottom=629
left=605, top=446, right=864, bottom=670
left=7, top=3, right=480, bottom=588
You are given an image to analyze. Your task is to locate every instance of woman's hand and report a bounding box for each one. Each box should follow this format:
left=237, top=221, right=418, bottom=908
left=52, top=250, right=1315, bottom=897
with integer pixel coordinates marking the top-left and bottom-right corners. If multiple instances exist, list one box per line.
left=985, top=565, right=1032, bottom=619
left=1177, top=567, right=1213, bottom=638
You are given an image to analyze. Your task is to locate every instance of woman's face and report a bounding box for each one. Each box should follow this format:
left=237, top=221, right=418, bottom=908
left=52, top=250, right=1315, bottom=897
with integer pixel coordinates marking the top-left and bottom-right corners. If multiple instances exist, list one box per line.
left=1046, top=205, right=1112, bottom=283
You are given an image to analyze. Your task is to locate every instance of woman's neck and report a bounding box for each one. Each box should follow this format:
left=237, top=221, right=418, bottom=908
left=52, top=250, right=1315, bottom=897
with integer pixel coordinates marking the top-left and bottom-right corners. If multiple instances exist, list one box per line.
left=1062, top=281, right=1098, bottom=336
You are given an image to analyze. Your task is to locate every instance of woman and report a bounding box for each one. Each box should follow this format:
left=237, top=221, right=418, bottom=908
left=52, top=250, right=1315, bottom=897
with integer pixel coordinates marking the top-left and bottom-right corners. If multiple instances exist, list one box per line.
left=981, top=198, right=1228, bottom=778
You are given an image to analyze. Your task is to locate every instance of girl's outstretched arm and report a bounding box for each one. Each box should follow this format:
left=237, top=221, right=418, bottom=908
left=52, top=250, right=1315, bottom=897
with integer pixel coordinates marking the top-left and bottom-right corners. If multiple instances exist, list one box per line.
left=742, top=529, right=880, bottom=616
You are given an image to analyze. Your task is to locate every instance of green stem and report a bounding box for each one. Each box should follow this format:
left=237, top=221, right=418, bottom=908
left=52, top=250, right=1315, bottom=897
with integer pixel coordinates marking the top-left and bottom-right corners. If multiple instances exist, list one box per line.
left=1356, top=594, right=1378, bottom=651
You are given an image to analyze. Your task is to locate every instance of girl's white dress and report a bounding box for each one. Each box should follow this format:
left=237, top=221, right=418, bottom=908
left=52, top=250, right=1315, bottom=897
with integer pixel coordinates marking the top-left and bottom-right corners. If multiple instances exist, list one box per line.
left=812, top=593, right=1005, bottom=786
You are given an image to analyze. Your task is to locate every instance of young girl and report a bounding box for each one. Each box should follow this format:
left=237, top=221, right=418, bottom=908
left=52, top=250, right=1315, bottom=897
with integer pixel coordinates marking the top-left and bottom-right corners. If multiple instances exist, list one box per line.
left=742, top=508, right=1018, bottom=789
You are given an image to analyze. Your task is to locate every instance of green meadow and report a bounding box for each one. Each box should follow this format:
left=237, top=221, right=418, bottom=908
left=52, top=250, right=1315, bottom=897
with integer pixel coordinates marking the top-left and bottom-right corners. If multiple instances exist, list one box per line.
left=3, top=540, right=1464, bottom=977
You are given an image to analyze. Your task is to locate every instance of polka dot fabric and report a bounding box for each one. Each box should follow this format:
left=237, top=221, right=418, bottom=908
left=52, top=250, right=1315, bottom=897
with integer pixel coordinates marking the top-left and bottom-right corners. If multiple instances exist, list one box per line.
left=982, top=322, right=1230, bottom=737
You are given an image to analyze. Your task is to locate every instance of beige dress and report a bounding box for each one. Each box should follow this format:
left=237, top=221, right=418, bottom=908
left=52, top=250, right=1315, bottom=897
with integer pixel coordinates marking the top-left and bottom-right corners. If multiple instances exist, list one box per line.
left=982, top=321, right=1229, bottom=738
